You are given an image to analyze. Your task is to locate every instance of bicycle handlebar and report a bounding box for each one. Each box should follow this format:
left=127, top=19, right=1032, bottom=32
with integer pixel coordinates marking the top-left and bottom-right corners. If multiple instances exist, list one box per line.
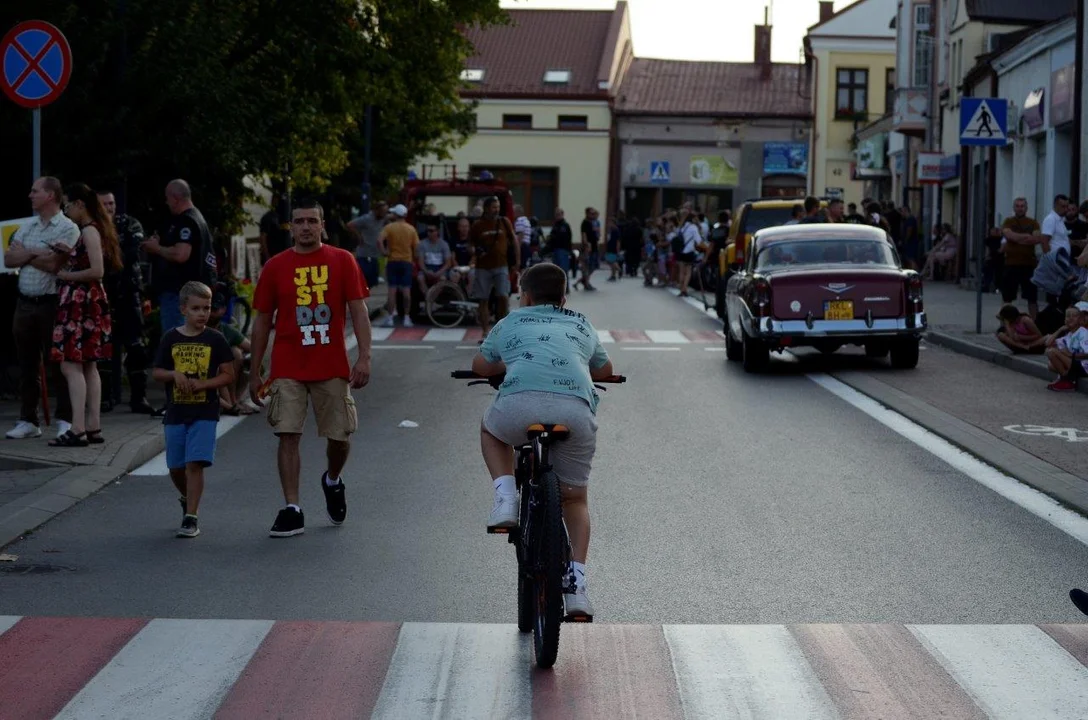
left=451, top=370, right=627, bottom=390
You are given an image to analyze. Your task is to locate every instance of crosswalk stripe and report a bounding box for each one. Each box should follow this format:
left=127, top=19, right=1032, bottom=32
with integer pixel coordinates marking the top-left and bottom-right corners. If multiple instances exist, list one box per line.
left=597, top=329, right=615, bottom=343
left=645, top=330, right=690, bottom=344
left=681, top=329, right=724, bottom=343
left=0, top=616, right=148, bottom=720
left=0, top=615, right=19, bottom=636
left=55, top=618, right=273, bottom=720
left=610, top=330, right=651, bottom=343
left=663, top=624, right=838, bottom=719
left=371, top=326, right=395, bottom=341
left=909, top=624, right=1088, bottom=719
left=423, top=328, right=467, bottom=342
left=371, top=623, right=532, bottom=720
left=216, top=620, right=401, bottom=719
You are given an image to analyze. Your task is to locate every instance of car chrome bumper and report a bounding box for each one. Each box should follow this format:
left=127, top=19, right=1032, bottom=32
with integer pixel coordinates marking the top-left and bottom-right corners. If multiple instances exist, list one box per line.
left=749, top=312, right=927, bottom=339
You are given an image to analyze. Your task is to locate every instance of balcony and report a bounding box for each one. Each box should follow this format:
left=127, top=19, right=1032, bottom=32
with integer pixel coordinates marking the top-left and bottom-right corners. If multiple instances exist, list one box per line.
left=892, top=88, right=927, bottom=137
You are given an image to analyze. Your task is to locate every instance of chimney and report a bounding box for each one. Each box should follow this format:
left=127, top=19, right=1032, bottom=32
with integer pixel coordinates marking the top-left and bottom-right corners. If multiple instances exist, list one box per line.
left=819, top=1, right=834, bottom=23
left=754, top=8, right=772, bottom=80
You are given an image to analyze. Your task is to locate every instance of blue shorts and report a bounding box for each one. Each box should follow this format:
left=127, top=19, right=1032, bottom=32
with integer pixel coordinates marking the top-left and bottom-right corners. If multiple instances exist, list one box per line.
left=165, top=420, right=218, bottom=469
left=357, top=257, right=379, bottom=288
left=386, top=261, right=413, bottom=289
left=552, top=249, right=571, bottom=272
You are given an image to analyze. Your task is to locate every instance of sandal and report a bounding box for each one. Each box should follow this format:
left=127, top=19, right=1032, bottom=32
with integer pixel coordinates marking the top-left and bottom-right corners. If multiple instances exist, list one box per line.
left=86, top=429, right=105, bottom=445
left=49, top=430, right=89, bottom=447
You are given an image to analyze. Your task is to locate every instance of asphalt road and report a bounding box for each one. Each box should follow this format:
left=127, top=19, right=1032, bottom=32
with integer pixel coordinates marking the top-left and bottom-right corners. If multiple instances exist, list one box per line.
left=2, top=278, right=1087, bottom=625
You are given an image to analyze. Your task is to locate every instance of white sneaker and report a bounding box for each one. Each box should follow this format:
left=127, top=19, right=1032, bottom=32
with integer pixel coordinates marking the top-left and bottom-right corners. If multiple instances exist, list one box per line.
left=564, top=588, right=594, bottom=619
left=379, top=315, right=395, bottom=328
left=55, top=420, right=72, bottom=439
left=403, top=316, right=414, bottom=328
left=487, top=494, right=518, bottom=529
left=5, top=421, right=41, bottom=440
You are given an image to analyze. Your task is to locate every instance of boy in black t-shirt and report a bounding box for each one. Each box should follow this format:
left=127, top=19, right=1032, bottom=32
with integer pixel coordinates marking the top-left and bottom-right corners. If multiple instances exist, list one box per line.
left=152, top=281, right=235, bottom=538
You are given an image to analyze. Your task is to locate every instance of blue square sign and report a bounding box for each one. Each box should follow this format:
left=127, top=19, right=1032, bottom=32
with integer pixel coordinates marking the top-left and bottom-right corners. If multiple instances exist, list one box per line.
left=960, top=98, right=1008, bottom=147
left=650, top=161, right=670, bottom=184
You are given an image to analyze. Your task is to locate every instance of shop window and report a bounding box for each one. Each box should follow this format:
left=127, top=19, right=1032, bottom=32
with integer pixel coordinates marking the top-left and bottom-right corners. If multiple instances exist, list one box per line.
left=836, top=68, right=868, bottom=119
left=470, top=166, right=558, bottom=218
left=502, top=114, right=533, bottom=130
left=558, top=115, right=588, bottom=131
left=885, top=68, right=895, bottom=115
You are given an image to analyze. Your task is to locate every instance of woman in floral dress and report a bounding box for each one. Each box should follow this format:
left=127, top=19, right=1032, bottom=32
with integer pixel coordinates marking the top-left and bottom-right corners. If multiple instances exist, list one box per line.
left=49, top=183, right=123, bottom=447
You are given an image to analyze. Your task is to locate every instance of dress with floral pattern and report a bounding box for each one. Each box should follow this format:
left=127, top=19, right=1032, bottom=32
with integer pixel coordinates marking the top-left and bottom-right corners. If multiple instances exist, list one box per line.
left=51, top=224, right=112, bottom=363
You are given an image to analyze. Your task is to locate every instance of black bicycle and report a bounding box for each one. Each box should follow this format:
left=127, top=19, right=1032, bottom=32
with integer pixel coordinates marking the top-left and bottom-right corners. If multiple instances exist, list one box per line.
left=452, top=370, right=626, bottom=668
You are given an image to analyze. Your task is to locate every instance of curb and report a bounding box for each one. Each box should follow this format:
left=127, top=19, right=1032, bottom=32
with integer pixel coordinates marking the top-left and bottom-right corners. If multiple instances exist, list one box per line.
left=925, top=330, right=1087, bottom=394
left=831, top=370, right=1088, bottom=517
left=0, top=431, right=166, bottom=550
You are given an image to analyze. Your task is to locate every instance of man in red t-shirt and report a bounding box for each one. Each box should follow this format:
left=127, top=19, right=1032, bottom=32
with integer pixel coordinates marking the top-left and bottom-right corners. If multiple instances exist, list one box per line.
left=249, top=199, right=372, bottom=537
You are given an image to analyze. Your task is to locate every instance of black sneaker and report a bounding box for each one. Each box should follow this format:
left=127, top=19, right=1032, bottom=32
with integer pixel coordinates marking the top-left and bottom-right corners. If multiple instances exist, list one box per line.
left=269, top=507, right=305, bottom=537
left=321, top=472, right=347, bottom=526
left=176, top=515, right=200, bottom=538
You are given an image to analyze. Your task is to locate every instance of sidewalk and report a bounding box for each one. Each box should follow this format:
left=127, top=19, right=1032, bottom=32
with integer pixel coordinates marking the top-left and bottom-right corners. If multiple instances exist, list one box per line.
left=0, top=384, right=169, bottom=550
left=922, top=282, right=1087, bottom=393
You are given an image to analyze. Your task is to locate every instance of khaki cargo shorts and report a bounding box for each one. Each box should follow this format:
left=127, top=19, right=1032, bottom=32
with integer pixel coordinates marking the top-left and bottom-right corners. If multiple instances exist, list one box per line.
left=266, top=378, right=358, bottom=442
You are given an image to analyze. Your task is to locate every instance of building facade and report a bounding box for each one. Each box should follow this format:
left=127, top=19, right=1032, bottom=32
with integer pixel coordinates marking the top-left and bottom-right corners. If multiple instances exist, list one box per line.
left=410, top=4, right=633, bottom=222
left=805, top=0, right=898, bottom=205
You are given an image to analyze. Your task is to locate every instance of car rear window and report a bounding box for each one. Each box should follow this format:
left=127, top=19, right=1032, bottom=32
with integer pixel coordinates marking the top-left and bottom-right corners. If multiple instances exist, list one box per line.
left=740, top=206, right=797, bottom=235
left=756, top=239, right=899, bottom=270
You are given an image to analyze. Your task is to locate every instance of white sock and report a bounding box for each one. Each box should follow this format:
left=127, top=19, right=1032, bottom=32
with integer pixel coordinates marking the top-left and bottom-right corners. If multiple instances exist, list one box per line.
left=493, top=475, right=516, bottom=498
left=570, top=561, right=587, bottom=590
left=324, top=473, right=341, bottom=487
left=287, top=503, right=301, bottom=512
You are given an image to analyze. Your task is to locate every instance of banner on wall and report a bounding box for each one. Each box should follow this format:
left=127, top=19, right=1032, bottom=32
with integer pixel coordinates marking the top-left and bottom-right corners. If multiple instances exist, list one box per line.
left=762, top=142, right=809, bottom=176
left=689, top=155, right=738, bottom=186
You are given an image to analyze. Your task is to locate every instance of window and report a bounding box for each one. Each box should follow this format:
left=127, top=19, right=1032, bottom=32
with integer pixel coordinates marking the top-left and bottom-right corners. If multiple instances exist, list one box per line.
left=885, top=68, right=896, bottom=115
left=835, top=68, right=868, bottom=119
left=543, top=69, right=572, bottom=84
left=471, top=166, right=558, bottom=218
left=913, top=3, right=932, bottom=87
left=558, top=115, right=588, bottom=131
left=460, top=68, right=484, bottom=82
left=502, top=114, right=533, bottom=130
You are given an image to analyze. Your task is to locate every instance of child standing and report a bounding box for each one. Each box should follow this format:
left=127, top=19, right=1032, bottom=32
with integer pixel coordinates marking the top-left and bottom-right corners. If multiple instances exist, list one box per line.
left=152, top=281, right=236, bottom=537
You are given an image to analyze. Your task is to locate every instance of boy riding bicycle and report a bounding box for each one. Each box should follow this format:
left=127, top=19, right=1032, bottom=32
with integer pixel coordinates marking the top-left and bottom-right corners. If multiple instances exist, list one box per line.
left=471, top=262, right=615, bottom=618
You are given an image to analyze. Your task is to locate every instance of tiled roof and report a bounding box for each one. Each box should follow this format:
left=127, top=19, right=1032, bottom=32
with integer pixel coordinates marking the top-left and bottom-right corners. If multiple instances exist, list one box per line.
left=614, top=58, right=812, bottom=118
left=461, top=9, right=618, bottom=97
left=964, top=0, right=1076, bottom=24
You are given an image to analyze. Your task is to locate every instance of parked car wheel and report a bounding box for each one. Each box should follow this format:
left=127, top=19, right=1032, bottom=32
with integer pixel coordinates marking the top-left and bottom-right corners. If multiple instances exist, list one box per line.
left=715, top=284, right=726, bottom=319
left=864, top=342, right=889, bottom=359
left=742, top=333, right=769, bottom=373
left=724, top=322, right=742, bottom=361
left=889, top=338, right=920, bottom=369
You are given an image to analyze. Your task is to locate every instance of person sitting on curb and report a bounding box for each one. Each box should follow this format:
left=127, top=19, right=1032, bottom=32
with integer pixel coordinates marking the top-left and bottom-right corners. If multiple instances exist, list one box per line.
left=1044, top=301, right=1088, bottom=392
left=995, top=304, right=1045, bottom=354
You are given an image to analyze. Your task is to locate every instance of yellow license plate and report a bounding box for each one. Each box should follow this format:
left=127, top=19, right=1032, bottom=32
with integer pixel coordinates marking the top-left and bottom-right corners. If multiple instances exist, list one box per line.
left=824, top=300, right=854, bottom=320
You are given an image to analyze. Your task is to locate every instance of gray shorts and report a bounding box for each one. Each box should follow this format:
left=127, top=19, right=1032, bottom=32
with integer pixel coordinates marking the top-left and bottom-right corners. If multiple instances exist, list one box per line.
left=472, top=267, right=511, bottom=300
left=483, top=391, right=598, bottom=487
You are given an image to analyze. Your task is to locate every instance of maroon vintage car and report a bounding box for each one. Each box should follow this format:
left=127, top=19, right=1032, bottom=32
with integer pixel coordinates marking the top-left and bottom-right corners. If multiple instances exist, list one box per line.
left=723, top=224, right=925, bottom=372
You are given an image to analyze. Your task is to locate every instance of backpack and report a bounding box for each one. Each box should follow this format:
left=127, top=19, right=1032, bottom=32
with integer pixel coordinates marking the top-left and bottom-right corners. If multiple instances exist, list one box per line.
left=671, top=224, right=691, bottom=255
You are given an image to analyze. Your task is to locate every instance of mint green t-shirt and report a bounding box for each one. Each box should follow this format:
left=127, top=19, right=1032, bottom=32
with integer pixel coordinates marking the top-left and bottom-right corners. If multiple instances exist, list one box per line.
left=480, top=304, right=611, bottom=413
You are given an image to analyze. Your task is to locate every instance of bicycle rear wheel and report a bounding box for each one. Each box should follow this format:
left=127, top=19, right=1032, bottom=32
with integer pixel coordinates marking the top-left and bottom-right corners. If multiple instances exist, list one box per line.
left=516, top=454, right=533, bottom=633
left=426, top=281, right=469, bottom=328
left=532, top=469, right=565, bottom=668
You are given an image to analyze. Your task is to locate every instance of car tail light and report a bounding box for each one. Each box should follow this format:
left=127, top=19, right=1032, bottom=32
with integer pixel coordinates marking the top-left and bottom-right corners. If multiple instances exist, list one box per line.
left=754, top=278, right=771, bottom=317
left=735, top=233, right=751, bottom=265
left=906, top=274, right=923, bottom=313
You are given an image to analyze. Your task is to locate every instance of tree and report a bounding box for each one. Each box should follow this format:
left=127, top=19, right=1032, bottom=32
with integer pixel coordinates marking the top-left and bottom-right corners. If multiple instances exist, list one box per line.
left=0, top=0, right=504, bottom=235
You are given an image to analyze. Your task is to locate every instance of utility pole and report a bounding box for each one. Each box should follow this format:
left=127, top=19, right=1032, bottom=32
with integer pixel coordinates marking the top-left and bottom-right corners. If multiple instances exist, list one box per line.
left=923, top=0, right=940, bottom=253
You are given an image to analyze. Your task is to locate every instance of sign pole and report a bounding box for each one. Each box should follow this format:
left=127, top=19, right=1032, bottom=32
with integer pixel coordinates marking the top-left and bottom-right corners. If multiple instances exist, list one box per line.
left=31, top=107, right=40, bottom=181
left=974, top=146, right=983, bottom=334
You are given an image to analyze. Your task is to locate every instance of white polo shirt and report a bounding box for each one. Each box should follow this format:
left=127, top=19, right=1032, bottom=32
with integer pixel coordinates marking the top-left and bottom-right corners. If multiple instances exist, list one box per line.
left=1041, top=210, right=1071, bottom=256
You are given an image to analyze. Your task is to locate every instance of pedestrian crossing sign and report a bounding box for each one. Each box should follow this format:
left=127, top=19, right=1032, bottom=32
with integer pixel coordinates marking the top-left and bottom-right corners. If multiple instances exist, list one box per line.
left=650, top=161, right=670, bottom=184
left=960, top=98, right=1007, bottom=147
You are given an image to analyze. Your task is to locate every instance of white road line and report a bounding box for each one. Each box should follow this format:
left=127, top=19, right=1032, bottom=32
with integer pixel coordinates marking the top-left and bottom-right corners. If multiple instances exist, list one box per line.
left=704, top=347, right=727, bottom=352
left=423, top=328, right=467, bottom=343
left=371, top=623, right=531, bottom=720
left=54, top=618, right=273, bottom=720
left=0, top=616, right=20, bottom=636
left=909, top=625, right=1088, bottom=719
left=809, top=373, right=1088, bottom=547
left=455, top=345, right=479, bottom=350
left=371, top=326, right=395, bottom=342
left=621, top=346, right=682, bottom=352
left=668, top=287, right=719, bottom=318
left=372, top=345, right=437, bottom=350
left=129, top=416, right=247, bottom=476
left=598, top=329, right=615, bottom=343
left=646, top=330, right=691, bottom=344
left=664, top=625, right=838, bottom=720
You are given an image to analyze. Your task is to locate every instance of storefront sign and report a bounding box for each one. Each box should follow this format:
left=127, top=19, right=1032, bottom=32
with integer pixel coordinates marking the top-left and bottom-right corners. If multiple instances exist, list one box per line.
left=1051, top=64, right=1074, bottom=127
left=938, top=154, right=960, bottom=181
left=689, top=155, right=738, bottom=186
left=824, top=187, right=844, bottom=200
left=856, top=133, right=888, bottom=176
left=1023, top=87, right=1045, bottom=132
left=917, top=152, right=944, bottom=184
left=762, top=142, right=809, bottom=176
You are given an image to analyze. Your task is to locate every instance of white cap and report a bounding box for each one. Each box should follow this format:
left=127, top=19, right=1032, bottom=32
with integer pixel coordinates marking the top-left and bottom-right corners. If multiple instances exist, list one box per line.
left=1075, top=300, right=1088, bottom=312
left=390, top=204, right=408, bottom=218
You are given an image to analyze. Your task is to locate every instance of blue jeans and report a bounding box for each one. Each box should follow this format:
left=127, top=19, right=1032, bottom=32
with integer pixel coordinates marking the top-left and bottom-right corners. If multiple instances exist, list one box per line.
left=159, top=292, right=184, bottom=336
left=552, top=249, right=571, bottom=273
left=357, top=256, right=379, bottom=289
